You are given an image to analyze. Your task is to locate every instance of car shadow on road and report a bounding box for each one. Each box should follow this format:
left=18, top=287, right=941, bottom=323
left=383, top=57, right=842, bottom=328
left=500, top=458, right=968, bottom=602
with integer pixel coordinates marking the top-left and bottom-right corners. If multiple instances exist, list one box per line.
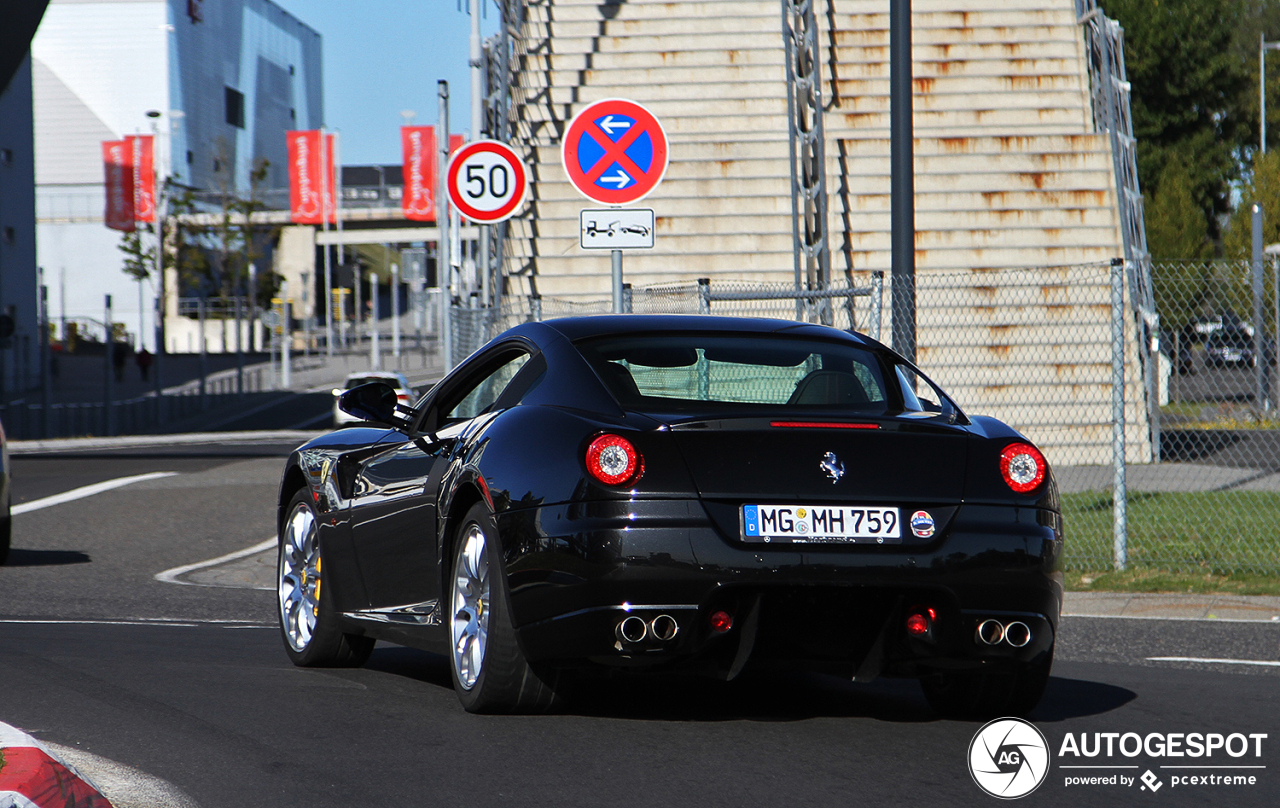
left=1030, top=675, right=1137, bottom=723
left=361, top=646, right=1135, bottom=723
left=2, top=548, right=92, bottom=567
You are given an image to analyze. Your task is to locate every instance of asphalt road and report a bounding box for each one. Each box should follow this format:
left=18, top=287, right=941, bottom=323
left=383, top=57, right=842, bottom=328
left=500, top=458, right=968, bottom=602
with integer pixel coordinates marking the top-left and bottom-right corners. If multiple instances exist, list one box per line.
left=2, top=442, right=1278, bottom=807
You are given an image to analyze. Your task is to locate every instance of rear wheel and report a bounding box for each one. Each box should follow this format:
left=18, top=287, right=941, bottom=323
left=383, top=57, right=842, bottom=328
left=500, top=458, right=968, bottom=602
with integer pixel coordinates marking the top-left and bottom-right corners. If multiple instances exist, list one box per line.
left=921, top=645, right=1053, bottom=720
left=448, top=502, right=562, bottom=714
left=278, top=489, right=374, bottom=667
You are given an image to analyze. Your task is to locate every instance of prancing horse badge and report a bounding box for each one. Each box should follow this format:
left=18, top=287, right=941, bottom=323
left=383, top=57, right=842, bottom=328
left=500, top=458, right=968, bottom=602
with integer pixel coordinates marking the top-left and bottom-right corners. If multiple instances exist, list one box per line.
left=820, top=452, right=845, bottom=483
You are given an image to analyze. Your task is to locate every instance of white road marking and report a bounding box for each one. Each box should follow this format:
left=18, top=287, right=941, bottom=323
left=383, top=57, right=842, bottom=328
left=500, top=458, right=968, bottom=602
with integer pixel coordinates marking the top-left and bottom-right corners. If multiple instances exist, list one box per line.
left=0, top=618, right=271, bottom=627
left=11, top=472, right=178, bottom=515
left=1147, top=656, right=1280, bottom=667
left=154, top=537, right=276, bottom=586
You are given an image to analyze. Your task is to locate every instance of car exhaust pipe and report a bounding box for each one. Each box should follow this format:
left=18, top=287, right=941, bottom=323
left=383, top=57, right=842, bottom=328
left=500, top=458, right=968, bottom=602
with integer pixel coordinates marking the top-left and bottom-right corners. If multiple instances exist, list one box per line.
left=649, top=614, right=679, bottom=642
left=616, top=615, right=648, bottom=644
left=1004, top=621, right=1032, bottom=648
left=975, top=619, right=1005, bottom=646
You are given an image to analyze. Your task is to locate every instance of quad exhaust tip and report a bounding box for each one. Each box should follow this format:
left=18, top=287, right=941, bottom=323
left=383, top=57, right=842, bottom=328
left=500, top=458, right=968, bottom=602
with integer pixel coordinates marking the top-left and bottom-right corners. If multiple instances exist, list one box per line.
left=649, top=614, right=679, bottom=642
left=617, top=615, right=648, bottom=644
left=1004, top=621, right=1032, bottom=648
left=616, top=614, right=680, bottom=645
left=975, top=619, right=1032, bottom=647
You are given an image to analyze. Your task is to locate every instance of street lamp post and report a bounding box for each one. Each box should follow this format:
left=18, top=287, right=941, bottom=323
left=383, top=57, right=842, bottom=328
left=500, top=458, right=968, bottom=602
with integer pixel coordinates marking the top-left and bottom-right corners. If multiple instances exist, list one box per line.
left=1262, top=35, right=1280, bottom=154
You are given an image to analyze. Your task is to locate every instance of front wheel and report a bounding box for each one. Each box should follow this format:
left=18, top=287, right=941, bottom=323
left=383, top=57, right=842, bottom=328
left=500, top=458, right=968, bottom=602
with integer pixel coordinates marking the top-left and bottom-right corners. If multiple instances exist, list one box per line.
left=0, top=494, right=10, bottom=565
left=277, top=489, right=374, bottom=667
left=920, top=645, right=1053, bottom=720
left=448, top=503, right=562, bottom=714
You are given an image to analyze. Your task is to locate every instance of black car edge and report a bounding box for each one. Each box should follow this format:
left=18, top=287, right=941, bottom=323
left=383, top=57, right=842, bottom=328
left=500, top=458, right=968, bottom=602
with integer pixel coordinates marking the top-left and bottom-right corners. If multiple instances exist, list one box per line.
left=275, top=316, right=1063, bottom=717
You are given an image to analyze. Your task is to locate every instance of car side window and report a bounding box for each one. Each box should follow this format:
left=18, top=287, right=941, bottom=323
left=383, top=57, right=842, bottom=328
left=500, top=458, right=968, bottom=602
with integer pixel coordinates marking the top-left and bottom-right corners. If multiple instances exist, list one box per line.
left=444, top=352, right=531, bottom=421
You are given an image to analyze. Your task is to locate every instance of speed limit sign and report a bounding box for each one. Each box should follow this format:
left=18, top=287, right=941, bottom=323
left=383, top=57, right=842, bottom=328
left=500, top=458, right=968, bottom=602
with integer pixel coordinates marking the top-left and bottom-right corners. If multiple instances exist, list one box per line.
left=445, top=139, right=528, bottom=223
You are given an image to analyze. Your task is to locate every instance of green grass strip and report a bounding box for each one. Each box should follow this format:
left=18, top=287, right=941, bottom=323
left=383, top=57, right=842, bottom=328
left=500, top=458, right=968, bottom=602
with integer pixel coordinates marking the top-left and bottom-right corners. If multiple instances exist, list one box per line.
left=1060, top=490, right=1280, bottom=576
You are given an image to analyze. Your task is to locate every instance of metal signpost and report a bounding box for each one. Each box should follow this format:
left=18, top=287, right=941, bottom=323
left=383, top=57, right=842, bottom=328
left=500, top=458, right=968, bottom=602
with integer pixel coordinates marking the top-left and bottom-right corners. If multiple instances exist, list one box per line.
left=401, top=246, right=427, bottom=351
left=561, top=99, right=669, bottom=313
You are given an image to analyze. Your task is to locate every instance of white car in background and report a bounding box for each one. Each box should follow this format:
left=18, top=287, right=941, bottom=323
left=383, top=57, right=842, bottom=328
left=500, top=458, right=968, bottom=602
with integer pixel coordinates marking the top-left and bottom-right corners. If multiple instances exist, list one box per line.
left=332, top=371, right=417, bottom=428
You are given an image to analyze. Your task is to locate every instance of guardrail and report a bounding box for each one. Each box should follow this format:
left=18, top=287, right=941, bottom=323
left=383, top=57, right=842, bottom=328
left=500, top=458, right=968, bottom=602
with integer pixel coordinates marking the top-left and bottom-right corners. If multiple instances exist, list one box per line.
left=0, top=367, right=267, bottom=440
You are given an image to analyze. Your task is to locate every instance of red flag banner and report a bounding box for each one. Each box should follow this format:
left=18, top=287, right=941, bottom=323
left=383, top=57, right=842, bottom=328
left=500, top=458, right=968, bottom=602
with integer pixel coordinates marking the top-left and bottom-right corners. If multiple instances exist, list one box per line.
left=103, top=140, right=135, bottom=231
left=323, top=132, right=336, bottom=224
left=401, top=125, right=436, bottom=222
left=287, top=129, right=336, bottom=224
left=126, top=134, right=155, bottom=224
left=450, top=134, right=464, bottom=156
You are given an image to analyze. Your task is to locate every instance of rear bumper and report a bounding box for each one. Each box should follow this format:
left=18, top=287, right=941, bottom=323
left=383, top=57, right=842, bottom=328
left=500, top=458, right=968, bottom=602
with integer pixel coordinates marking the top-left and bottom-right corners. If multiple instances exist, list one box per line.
left=496, top=498, right=1063, bottom=677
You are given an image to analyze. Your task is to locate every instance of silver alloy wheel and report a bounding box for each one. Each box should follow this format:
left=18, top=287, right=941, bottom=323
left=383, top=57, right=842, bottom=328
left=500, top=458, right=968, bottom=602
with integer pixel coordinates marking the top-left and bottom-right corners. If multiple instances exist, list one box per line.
left=450, top=523, right=490, bottom=690
left=279, top=502, right=322, bottom=652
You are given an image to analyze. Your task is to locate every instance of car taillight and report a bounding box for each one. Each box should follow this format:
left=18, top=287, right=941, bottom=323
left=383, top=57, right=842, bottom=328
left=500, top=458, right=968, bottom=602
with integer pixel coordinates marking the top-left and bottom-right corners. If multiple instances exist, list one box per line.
left=1000, top=442, right=1046, bottom=494
left=585, top=434, right=643, bottom=486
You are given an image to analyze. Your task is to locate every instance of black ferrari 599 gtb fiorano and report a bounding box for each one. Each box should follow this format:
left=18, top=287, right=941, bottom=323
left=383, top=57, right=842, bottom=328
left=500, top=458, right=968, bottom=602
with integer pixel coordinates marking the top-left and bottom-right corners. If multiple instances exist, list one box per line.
left=276, top=315, right=1062, bottom=716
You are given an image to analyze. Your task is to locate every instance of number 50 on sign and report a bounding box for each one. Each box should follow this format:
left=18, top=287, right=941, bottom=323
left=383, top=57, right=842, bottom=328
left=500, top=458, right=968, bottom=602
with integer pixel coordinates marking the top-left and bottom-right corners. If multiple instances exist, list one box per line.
left=445, top=140, right=529, bottom=223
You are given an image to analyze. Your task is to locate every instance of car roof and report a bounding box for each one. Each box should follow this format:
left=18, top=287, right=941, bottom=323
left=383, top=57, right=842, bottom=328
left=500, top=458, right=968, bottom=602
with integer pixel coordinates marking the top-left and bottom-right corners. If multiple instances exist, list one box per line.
left=535, top=314, right=872, bottom=344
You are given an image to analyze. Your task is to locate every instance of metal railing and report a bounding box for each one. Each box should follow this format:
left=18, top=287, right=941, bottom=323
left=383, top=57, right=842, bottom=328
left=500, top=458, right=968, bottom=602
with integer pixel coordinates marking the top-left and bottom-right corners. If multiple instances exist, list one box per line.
left=0, top=367, right=267, bottom=440
left=782, top=0, right=833, bottom=322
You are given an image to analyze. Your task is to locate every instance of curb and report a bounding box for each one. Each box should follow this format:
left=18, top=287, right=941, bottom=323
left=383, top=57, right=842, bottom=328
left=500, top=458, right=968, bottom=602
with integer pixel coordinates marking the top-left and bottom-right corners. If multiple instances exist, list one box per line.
left=0, top=723, right=111, bottom=808
left=1063, top=591, right=1280, bottom=622
left=7, top=430, right=322, bottom=455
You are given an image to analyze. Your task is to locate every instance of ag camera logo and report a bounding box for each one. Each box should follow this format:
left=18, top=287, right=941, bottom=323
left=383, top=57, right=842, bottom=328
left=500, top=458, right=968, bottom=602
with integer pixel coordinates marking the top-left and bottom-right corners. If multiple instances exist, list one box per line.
left=969, top=718, right=1050, bottom=799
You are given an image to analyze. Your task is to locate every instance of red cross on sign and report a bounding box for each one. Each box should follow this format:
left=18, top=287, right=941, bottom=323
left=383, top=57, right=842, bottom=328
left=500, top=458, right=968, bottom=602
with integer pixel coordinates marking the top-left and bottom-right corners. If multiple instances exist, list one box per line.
left=561, top=98, right=669, bottom=206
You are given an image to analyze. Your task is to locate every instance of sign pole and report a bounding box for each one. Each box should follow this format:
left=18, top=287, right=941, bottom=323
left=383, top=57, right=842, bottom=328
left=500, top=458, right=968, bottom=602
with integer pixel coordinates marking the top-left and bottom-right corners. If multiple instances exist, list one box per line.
left=438, top=81, right=453, bottom=374
left=612, top=249, right=623, bottom=313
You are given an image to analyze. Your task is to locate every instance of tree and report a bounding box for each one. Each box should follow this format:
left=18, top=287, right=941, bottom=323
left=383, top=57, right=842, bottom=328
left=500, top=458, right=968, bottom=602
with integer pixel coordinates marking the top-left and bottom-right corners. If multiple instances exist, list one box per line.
left=1147, top=154, right=1214, bottom=262
left=1104, top=0, right=1251, bottom=246
left=1224, top=151, right=1280, bottom=258
left=118, top=224, right=155, bottom=283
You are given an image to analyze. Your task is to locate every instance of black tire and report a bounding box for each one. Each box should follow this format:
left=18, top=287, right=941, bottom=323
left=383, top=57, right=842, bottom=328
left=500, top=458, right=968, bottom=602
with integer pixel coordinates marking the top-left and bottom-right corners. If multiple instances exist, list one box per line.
left=277, top=489, right=374, bottom=667
left=0, top=499, right=10, bottom=565
left=448, top=502, right=562, bottom=714
left=921, top=645, right=1053, bottom=720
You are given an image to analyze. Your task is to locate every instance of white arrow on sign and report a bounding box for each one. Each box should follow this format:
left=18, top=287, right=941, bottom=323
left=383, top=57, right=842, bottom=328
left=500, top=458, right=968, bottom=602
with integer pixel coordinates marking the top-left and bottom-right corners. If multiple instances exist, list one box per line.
left=598, top=115, right=630, bottom=135
left=600, top=169, right=631, bottom=187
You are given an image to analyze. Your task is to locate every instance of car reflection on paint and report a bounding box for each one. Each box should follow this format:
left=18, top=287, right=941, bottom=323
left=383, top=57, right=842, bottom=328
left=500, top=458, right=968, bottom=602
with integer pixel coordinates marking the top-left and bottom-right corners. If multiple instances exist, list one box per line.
left=276, top=315, right=1062, bottom=717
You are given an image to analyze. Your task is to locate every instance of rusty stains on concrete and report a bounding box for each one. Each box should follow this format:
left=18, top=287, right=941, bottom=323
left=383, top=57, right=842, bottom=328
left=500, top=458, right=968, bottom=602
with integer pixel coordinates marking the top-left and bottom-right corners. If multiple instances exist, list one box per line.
left=1019, top=172, right=1050, bottom=189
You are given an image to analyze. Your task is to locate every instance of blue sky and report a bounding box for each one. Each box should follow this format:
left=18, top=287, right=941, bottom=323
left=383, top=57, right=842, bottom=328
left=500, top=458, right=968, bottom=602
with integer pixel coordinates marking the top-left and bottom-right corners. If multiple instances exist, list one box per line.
left=270, top=0, right=500, bottom=166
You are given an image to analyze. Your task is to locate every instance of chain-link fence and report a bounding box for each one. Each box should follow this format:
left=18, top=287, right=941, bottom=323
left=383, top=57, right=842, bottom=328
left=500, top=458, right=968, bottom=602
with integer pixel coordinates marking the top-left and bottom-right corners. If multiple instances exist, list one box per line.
left=442, top=260, right=1280, bottom=575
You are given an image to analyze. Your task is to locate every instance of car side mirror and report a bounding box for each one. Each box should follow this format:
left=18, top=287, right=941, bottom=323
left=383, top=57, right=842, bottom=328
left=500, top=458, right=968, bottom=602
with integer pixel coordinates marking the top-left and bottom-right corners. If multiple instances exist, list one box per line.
left=337, top=382, right=400, bottom=425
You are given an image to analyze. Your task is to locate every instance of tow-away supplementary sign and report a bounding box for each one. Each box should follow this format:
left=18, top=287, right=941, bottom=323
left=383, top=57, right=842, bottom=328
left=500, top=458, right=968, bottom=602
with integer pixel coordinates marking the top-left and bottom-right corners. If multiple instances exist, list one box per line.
left=580, top=208, right=655, bottom=249
left=562, top=98, right=668, bottom=206
left=446, top=139, right=528, bottom=223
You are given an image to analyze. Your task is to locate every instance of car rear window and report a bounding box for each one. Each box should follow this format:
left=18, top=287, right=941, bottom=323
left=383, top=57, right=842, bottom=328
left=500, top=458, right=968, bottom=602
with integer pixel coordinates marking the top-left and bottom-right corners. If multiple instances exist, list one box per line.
left=575, top=334, right=896, bottom=413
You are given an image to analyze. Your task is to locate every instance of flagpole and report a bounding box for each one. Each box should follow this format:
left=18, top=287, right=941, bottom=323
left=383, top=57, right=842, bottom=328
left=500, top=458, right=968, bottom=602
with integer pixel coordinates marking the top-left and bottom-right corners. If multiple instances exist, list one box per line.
left=334, top=130, right=345, bottom=348
left=321, top=126, right=333, bottom=356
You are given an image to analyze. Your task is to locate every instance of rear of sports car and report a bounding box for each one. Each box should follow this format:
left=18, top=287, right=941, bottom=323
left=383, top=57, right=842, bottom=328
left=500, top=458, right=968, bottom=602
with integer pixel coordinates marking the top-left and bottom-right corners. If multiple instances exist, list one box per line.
left=498, top=325, right=1063, bottom=716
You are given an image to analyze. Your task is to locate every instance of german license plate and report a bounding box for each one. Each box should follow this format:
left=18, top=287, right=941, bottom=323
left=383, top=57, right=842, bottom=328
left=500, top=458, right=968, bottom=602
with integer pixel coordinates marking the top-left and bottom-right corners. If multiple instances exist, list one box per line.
left=742, top=504, right=901, bottom=544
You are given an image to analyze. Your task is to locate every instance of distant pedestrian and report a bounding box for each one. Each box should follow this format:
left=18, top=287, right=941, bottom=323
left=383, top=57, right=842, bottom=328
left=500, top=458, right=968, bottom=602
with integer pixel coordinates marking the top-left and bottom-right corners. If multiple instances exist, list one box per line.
left=136, top=347, right=153, bottom=381
left=112, top=341, right=128, bottom=382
